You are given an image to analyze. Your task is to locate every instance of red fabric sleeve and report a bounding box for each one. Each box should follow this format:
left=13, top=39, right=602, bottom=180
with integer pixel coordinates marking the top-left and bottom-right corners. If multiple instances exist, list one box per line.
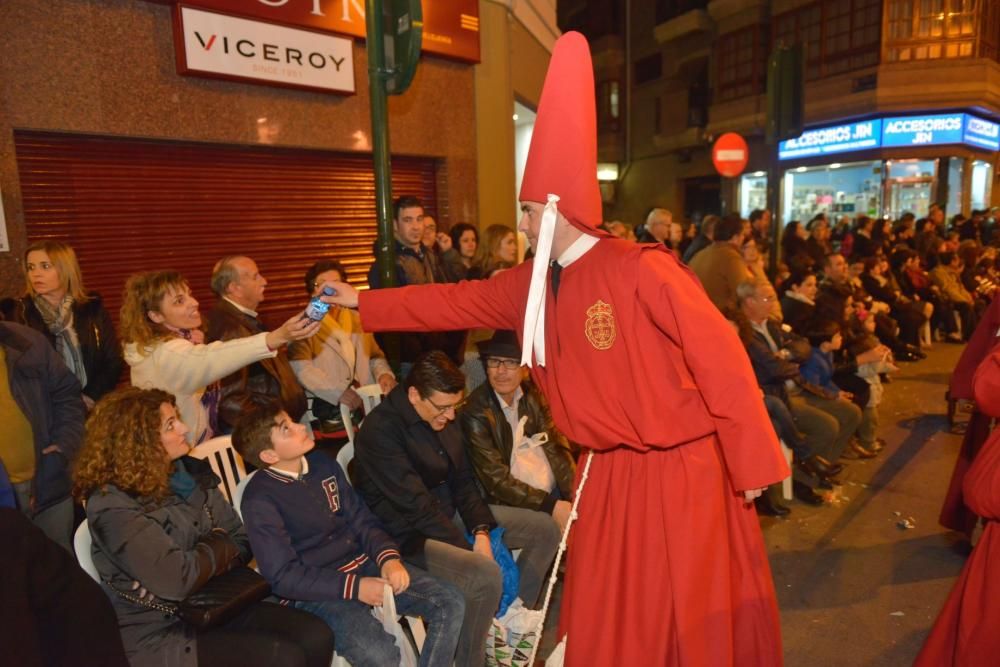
left=635, top=248, right=789, bottom=491
left=357, top=268, right=525, bottom=333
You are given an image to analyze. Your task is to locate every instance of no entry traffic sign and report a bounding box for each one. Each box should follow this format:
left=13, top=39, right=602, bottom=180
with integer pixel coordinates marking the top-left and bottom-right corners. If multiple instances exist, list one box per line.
left=712, top=133, right=749, bottom=177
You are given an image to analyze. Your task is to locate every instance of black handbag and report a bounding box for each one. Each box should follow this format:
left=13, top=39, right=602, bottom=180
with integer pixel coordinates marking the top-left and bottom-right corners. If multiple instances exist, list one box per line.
left=177, top=565, right=270, bottom=629
left=110, top=566, right=269, bottom=630
left=106, top=501, right=270, bottom=630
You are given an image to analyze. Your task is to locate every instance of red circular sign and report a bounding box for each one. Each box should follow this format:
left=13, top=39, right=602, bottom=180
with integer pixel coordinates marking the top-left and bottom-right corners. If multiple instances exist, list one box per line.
left=712, top=133, right=749, bottom=177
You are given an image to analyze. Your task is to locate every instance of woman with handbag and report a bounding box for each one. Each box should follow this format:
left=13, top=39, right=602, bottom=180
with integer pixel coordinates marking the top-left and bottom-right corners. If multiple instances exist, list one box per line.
left=73, top=387, right=334, bottom=667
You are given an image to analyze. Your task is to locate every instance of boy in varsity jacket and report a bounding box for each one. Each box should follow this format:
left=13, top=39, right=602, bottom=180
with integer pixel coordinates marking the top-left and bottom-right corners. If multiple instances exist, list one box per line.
left=233, top=405, right=464, bottom=667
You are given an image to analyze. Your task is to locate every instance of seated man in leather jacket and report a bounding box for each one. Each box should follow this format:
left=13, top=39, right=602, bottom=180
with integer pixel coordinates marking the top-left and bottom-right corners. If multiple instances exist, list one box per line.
left=459, top=330, right=576, bottom=531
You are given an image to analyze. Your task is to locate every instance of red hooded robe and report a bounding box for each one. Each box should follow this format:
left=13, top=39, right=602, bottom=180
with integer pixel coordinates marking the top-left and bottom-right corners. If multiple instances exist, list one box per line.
left=916, top=347, right=1000, bottom=665
left=359, top=31, right=788, bottom=666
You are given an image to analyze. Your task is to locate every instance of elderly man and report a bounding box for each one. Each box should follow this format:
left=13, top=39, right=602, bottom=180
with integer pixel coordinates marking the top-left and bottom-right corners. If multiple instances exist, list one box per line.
left=637, top=208, right=675, bottom=248
left=206, top=255, right=306, bottom=431
left=459, top=330, right=575, bottom=531
left=322, top=32, right=787, bottom=666
left=739, top=278, right=865, bottom=467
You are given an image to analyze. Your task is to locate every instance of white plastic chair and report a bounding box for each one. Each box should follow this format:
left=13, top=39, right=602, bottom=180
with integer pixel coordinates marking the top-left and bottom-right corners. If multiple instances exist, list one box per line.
left=355, top=383, right=384, bottom=415
left=74, top=520, right=100, bottom=582
left=232, top=470, right=258, bottom=520
left=188, top=435, right=247, bottom=505
left=339, top=383, right=385, bottom=478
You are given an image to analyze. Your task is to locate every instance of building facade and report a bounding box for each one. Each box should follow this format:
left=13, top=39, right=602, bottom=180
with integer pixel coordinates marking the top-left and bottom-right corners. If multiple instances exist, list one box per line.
left=0, top=0, right=558, bottom=322
left=560, top=0, right=1000, bottom=227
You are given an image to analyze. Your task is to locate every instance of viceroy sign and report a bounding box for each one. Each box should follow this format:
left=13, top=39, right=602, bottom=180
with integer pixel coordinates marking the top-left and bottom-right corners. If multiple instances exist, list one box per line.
left=175, top=6, right=355, bottom=94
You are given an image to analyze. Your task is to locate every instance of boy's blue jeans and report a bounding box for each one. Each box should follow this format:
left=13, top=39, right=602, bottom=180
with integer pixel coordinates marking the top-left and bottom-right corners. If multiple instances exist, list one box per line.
left=293, top=560, right=464, bottom=667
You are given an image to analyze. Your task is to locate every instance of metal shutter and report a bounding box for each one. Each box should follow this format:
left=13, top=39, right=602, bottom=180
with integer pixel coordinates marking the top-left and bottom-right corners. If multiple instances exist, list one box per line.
left=14, top=130, right=438, bottom=328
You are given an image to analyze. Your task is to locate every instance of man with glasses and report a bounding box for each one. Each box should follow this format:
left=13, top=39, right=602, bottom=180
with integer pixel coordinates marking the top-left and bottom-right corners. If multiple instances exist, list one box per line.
left=352, top=351, right=560, bottom=667
left=460, top=330, right=576, bottom=531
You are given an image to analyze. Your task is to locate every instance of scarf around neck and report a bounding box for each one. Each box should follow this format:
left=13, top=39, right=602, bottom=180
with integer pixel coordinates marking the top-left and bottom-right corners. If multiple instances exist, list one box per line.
left=33, top=294, right=88, bottom=388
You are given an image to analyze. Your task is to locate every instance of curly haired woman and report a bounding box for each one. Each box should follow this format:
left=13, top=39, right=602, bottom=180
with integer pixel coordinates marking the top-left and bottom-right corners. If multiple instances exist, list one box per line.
left=74, top=387, right=334, bottom=667
left=119, top=271, right=319, bottom=444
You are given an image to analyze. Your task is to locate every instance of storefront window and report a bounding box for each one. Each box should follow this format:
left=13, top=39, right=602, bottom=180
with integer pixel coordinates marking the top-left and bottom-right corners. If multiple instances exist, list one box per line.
left=885, top=159, right=938, bottom=219
left=782, top=161, right=881, bottom=223
left=740, top=172, right=768, bottom=216
left=971, top=160, right=993, bottom=211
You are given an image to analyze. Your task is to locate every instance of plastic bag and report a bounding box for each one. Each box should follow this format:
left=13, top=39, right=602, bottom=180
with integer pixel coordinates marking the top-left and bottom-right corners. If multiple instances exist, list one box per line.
left=466, top=526, right=520, bottom=617
left=510, top=415, right=556, bottom=492
left=485, top=598, right=544, bottom=667
left=371, top=584, right=418, bottom=667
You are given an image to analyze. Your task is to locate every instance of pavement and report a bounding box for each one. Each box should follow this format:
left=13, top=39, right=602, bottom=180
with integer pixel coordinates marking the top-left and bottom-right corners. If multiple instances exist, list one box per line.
left=767, top=342, right=968, bottom=666
left=536, top=342, right=969, bottom=666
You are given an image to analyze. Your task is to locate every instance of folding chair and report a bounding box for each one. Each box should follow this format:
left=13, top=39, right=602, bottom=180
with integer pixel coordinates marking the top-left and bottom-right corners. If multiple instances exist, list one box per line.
left=74, top=520, right=100, bottom=583
left=188, top=435, right=247, bottom=505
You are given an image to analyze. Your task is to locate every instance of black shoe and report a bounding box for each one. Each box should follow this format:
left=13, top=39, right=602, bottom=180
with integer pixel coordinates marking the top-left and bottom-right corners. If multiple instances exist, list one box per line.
left=793, top=481, right=825, bottom=506
left=755, top=494, right=791, bottom=517
left=905, top=344, right=927, bottom=360
left=799, top=455, right=844, bottom=478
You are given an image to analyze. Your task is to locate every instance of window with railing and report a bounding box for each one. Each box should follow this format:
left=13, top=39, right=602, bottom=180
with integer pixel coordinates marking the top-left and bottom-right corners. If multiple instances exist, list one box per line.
left=772, top=0, right=881, bottom=80
left=885, top=0, right=994, bottom=62
left=717, top=26, right=765, bottom=101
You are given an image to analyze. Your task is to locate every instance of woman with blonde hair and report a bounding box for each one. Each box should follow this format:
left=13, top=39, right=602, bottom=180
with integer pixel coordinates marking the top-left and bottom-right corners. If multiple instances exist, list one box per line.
left=0, top=240, right=121, bottom=407
left=468, top=224, right=518, bottom=279
left=120, top=270, right=319, bottom=444
left=75, top=386, right=334, bottom=666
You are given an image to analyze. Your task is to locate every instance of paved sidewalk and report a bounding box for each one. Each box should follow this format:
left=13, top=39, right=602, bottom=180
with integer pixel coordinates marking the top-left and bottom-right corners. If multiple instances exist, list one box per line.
left=767, top=343, right=968, bottom=666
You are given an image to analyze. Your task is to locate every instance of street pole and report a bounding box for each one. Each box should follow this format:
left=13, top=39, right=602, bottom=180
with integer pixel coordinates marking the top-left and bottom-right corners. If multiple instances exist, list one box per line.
left=365, top=0, right=396, bottom=291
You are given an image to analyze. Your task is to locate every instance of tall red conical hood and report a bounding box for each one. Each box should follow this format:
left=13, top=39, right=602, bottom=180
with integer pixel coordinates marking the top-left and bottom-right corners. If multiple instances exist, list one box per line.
left=519, top=32, right=602, bottom=234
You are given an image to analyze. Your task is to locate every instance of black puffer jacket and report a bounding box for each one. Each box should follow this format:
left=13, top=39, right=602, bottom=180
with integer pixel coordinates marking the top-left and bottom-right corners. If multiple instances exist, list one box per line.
left=459, top=380, right=576, bottom=514
left=0, top=293, right=122, bottom=402
left=86, top=457, right=250, bottom=667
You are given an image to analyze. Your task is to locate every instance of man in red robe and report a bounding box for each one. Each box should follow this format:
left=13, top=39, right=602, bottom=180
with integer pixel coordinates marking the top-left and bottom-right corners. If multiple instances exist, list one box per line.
left=326, top=32, right=789, bottom=666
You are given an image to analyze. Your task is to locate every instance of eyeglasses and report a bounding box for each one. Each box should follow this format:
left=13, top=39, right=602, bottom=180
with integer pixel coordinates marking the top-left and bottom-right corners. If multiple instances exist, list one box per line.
left=485, top=358, right=521, bottom=370
left=425, top=396, right=468, bottom=416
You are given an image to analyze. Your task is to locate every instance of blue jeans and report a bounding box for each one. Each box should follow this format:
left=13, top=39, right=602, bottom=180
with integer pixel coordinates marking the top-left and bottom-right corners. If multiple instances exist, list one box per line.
left=294, top=560, right=464, bottom=667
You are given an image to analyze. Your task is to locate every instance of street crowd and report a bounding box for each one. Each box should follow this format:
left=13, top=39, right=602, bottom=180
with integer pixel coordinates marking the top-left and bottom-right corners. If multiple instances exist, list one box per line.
left=2, top=193, right=998, bottom=666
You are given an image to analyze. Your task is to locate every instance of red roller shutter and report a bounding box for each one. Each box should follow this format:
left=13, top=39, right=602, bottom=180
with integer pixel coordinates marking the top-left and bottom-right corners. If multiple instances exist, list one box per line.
left=13, top=129, right=438, bottom=328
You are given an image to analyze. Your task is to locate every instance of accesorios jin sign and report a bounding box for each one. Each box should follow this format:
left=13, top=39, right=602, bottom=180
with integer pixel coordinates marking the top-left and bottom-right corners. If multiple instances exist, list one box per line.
left=174, top=6, right=355, bottom=94
left=779, top=112, right=999, bottom=160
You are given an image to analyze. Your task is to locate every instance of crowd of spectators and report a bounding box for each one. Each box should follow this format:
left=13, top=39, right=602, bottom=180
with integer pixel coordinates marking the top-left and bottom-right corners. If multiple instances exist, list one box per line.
left=615, top=204, right=997, bottom=515
left=2, top=194, right=994, bottom=663
left=1, top=197, right=576, bottom=666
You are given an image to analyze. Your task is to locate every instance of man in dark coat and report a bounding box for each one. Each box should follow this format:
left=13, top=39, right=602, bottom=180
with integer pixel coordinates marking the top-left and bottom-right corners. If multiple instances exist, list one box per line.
left=205, top=255, right=307, bottom=431
left=352, top=351, right=559, bottom=667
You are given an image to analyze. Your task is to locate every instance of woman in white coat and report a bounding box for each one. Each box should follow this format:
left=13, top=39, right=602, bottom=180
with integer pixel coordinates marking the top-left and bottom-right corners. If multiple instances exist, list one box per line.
left=120, top=270, right=319, bottom=444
